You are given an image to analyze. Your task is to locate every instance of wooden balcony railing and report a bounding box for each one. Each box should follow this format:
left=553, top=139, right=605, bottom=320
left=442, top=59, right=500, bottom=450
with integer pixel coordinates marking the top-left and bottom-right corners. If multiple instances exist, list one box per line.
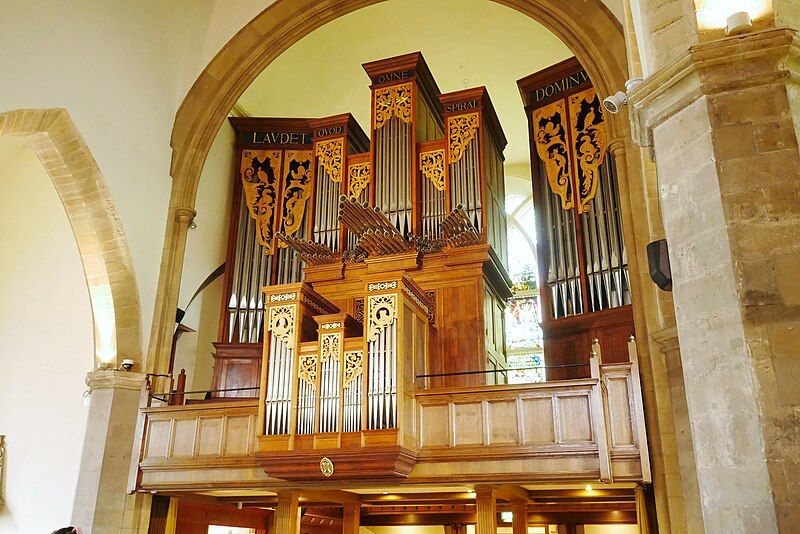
left=413, top=341, right=651, bottom=482
left=134, top=340, right=650, bottom=490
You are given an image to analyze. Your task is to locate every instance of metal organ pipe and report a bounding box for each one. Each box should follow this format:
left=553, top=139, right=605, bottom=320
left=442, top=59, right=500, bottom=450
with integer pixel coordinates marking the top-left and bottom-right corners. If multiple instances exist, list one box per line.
left=265, top=338, right=293, bottom=435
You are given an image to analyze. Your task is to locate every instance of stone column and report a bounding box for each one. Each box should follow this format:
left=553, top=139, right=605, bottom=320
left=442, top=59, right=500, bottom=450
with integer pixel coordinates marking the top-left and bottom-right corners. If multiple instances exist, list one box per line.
left=342, top=503, right=360, bottom=534
left=274, top=491, right=301, bottom=534
left=146, top=206, right=196, bottom=378
left=475, top=486, right=497, bottom=534
left=630, top=28, right=800, bottom=531
left=72, top=370, right=147, bottom=533
left=652, top=327, right=704, bottom=533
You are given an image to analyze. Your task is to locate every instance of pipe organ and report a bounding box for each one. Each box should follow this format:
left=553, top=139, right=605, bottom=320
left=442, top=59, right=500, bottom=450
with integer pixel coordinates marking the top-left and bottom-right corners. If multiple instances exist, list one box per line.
left=518, top=58, right=635, bottom=379
left=208, top=52, right=512, bottom=475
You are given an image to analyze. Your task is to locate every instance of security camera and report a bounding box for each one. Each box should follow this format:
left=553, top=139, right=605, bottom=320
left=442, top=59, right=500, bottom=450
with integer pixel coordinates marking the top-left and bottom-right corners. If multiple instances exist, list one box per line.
left=602, top=78, right=643, bottom=114
left=603, top=91, right=628, bottom=114
left=120, top=359, right=135, bottom=372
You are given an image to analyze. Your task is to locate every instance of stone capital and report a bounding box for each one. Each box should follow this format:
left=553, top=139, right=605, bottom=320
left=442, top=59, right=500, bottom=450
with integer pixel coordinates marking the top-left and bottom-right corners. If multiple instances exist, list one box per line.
left=651, top=325, right=680, bottom=354
left=173, top=206, right=197, bottom=224
left=85, top=370, right=147, bottom=391
left=628, top=28, right=799, bottom=147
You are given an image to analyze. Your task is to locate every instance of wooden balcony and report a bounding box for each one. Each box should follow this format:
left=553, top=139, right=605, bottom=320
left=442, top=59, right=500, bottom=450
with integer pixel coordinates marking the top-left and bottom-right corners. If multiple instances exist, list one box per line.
left=135, top=399, right=267, bottom=491
left=413, top=356, right=650, bottom=483
left=133, top=340, right=649, bottom=491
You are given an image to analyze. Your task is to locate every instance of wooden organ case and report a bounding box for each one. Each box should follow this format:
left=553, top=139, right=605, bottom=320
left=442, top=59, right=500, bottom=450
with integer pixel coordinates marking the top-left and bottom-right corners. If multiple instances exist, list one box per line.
left=517, top=58, right=635, bottom=380
left=209, top=52, right=511, bottom=479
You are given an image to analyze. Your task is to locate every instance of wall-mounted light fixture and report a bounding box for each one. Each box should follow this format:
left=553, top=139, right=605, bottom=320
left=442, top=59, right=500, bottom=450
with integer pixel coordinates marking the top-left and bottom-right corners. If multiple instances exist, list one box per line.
left=726, top=11, right=753, bottom=35
left=694, top=1, right=771, bottom=32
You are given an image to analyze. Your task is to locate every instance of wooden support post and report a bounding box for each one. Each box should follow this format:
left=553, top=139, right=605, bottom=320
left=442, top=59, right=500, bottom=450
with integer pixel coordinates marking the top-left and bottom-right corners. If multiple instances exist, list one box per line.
left=511, top=501, right=527, bottom=534
left=444, top=526, right=467, bottom=534
left=274, top=491, right=301, bottom=534
left=342, top=503, right=361, bottom=534
left=635, top=484, right=652, bottom=534
left=475, top=485, right=497, bottom=534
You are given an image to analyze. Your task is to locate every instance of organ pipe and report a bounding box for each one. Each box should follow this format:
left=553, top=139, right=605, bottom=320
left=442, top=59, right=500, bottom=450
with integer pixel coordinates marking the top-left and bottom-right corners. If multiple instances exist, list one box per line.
left=219, top=53, right=512, bottom=439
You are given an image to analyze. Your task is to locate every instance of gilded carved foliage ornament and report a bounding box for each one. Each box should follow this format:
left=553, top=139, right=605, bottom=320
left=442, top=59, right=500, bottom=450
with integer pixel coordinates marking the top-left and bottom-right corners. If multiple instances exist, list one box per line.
left=568, top=88, right=607, bottom=213
left=320, top=332, right=341, bottom=364
left=281, top=150, right=315, bottom=236
left=419, top=149, right=446, bottom=191
left=343, top=350, right=364, bottom=387
left=315, top=138, right=344, bottom=183
left=347, top=162, right=371, bottom=199
left=240, top=149, right=282, bottom=253
left=447, top=113, right=479, bottom=163
left=532, top=88, right=607, bottom=213
left=299, top=353, right=317, bottom=385
left=532, top=101, right=574, bottom=210
left=374, top=83, right=412, bottom=129
left=367, top=294, right=397, bottom=342
left=268, top=304, right=296, bottom=345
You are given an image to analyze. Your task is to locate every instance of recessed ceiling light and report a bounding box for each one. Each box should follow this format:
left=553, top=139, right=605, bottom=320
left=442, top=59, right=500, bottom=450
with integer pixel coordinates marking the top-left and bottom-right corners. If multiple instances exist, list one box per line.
left=585, top=484, right=593, bottom=492
left=382, top=491, right=389, bottom=495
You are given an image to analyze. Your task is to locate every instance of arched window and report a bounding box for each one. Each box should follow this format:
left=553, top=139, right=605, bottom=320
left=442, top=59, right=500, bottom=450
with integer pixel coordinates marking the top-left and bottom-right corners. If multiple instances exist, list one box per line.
left=505, top=177, right=545, bottom=383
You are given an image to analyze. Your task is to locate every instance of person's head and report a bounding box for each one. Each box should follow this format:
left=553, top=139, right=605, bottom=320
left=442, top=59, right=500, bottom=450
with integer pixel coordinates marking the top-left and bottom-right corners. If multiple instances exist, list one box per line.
left=51, top=527, right=79, bottom=534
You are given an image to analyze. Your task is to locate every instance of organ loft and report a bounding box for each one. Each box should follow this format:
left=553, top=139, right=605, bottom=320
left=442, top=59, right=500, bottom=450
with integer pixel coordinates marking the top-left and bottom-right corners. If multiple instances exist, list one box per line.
left=135, top=52, right=651, bottom=531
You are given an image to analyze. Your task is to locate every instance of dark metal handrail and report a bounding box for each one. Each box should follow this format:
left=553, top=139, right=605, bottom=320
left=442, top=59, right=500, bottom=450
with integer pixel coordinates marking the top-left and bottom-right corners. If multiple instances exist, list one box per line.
left=415, top=363, right=589, bottom=380
left=153, top=386, right=260, bottom=397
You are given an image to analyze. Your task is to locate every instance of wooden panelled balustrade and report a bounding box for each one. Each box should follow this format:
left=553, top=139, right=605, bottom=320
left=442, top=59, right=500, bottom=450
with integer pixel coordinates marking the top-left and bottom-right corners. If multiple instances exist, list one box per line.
left=135, top=337, right=649, bottom=489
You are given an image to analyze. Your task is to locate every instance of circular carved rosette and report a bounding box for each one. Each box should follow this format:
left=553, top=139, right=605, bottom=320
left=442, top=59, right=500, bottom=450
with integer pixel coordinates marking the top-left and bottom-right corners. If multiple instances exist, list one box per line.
left=320, top=457, right=334, bottom=478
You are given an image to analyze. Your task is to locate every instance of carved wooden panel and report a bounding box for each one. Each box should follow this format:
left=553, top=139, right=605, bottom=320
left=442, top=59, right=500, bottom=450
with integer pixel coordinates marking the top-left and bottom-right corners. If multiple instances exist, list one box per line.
left=453, top=403, right=482, bottom=446
left=487, top=400, right=518, bottom=444
left=522, top=397, right=556, bottom=444
left=420, top=404, right=449, bottom=447
left=556, top=395, right=592, bottom=442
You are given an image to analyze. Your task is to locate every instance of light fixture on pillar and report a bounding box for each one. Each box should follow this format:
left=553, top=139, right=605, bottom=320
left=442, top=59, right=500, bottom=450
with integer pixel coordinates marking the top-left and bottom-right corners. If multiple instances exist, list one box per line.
left=694, top=1, right=771, bottom=32
left=602, top=78, right=643, bottom=114
left=647, top=239, right=672, bottom=292
left=726, top=11, right=753, bottom=35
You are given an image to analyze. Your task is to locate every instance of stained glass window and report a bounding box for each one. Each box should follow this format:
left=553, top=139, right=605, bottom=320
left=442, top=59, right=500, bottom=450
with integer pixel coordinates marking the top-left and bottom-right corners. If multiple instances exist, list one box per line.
left=505, top=180, right=545, bottom=383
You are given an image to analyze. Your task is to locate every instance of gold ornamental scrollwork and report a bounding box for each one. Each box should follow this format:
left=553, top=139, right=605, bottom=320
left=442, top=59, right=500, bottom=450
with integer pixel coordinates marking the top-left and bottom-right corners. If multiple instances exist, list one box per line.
left=419, top=149, right=446, bottom=191
left=447, top=113, right=479, bottom=163
left=298, top=353, right=317, bottom=385
left=268, top=304, right=296, bottom=344
left=568, top=88, right=607, bottom=213
left=374, top=83, right=412, bottom=129
left=343, top=350, right=364, bottom=387
left=240, top=149, right=282, bottom=253
left=280, top=150, right=315, bottom=237
left=347, top=162, right=371, bottom=199
left=320, top=332, right=341, bottom=364
left=367, top=294, right=397, bottom=342
left=315, top=138, right=344, bottom=183
left=533, top=100, right=574, bottom=211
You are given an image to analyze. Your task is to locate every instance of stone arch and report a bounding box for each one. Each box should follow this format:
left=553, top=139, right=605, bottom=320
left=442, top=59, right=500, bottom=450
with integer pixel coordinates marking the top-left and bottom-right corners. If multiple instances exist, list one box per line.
left=148, top=2, right=680, bottom=529
left=0, top=108, right=142, bottom=368
left=150, top=0, right=631, bottom=372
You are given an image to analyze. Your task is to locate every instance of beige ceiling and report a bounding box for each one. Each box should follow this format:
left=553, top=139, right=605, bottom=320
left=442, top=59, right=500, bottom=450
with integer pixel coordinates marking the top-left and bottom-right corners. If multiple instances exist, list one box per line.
left=237, top=0, right=577, bottom=178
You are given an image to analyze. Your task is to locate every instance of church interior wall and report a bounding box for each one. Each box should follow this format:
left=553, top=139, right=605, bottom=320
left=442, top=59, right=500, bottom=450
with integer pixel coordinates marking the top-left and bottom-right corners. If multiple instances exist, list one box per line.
left=0, top=137, right=93, bottom=533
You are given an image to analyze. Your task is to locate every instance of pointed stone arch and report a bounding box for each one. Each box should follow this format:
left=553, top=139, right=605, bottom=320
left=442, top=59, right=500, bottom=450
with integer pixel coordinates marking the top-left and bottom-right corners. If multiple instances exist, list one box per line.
left=0, top=108, right=142, bottom=368
left=149, top=1, right=680, bottom=530
left=151, top=0, right=629, bottom=373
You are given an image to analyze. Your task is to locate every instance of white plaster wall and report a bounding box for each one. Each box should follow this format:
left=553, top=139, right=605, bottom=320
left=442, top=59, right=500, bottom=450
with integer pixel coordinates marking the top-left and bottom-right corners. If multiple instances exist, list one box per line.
left=0, top=1, right=257, bottom=348
left=0, top=0, right=621, bottom=357
left=0, top=137, right=93, bottom=533
left=174, top=119, right=236, bottom=392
